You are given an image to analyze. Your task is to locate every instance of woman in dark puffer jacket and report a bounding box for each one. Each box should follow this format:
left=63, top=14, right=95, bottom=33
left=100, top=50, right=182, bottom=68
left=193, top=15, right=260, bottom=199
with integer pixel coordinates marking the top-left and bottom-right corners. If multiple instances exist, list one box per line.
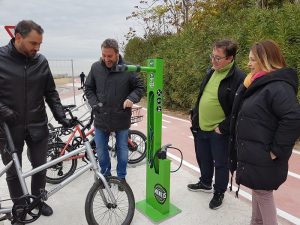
left=229, top=40, right=300, bottom=225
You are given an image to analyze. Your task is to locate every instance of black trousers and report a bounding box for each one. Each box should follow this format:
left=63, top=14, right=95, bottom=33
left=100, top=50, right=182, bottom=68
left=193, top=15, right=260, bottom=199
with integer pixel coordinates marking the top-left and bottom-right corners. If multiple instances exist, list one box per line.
left=1, top=129, right=48, bottom=202
left=80, top=78, right=85, bottom=87
left=194, top=129, right=229, bottom=193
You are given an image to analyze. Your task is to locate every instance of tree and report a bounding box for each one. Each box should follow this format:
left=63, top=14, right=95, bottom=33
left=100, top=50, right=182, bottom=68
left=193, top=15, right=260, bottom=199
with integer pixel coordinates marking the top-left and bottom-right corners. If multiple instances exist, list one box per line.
left=124, top=3, right=300, bottom=109
left=125, top=0, right=197, bottom=39
left=255, top=0, right=298, bottom=8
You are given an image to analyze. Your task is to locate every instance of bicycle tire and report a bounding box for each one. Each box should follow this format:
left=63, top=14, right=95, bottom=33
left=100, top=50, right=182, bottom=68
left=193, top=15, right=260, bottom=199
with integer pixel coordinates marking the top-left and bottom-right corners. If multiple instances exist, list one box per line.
left=46, top=142, right=77, bottom=184
left=128, top=130, right=147, bottom=164
left=85, top=176, right=135, bottom=225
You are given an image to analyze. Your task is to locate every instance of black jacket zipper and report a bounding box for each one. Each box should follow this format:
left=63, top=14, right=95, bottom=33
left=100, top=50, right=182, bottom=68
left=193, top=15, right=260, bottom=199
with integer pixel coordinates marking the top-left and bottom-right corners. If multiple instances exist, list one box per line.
left=24, top=58, right=28, bottom=128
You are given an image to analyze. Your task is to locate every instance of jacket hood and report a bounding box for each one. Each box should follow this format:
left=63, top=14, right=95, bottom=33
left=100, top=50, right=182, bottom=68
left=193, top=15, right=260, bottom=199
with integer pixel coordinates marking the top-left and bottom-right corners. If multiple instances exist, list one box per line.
left=246, top=67, right=298, bottom=96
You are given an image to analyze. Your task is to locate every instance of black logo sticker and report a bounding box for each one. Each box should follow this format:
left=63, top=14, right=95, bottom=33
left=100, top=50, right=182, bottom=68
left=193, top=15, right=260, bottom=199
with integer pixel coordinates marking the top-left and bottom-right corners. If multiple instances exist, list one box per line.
left=154, top=184, right=167, bottom=204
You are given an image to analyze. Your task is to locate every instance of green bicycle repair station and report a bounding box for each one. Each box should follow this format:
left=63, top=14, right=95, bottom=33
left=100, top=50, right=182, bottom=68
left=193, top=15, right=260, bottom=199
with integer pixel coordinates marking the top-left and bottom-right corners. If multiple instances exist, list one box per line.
left=117, top=58, right=182, bottom=222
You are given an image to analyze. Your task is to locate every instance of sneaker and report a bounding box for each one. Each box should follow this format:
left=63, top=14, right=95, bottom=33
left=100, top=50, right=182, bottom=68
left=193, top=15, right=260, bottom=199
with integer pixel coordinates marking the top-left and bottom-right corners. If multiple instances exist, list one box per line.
left=187, top=181, right=212, bottom=193
left=40, top=202, right=53, bottom=216
left=209, top=192, right=224, bottom=210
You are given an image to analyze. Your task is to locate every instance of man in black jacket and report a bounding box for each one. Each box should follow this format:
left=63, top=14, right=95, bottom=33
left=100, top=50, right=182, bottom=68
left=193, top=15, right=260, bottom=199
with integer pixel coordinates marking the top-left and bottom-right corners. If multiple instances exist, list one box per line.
left=85, top=38, right=144, bottom=183
left=0, top=20, right=73, bottom=223
left=188, top=40, right=245, bottom=209
left=79, top=72, right=85, bottom=89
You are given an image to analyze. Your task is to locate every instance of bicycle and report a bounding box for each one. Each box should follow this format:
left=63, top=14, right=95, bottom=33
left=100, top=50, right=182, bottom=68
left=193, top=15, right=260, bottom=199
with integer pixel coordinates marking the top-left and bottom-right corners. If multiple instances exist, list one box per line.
left=47, top=94, right=91, bottom=127
left=47, top=95, right=146, bottom=165
left=46, top=106, right=147, bottom=184
left=0, top=109, right=135, bottom=225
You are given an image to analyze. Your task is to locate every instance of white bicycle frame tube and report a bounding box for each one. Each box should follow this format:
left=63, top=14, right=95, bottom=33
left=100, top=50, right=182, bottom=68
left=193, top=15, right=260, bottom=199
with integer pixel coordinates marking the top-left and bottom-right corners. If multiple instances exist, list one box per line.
left=0, top=139, right=117, bottom=216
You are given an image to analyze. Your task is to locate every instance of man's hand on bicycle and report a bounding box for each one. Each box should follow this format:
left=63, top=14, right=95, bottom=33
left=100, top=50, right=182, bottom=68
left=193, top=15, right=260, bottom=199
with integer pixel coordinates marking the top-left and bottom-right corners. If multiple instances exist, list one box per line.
left=59, top=117, right=77, bottom=128
left=0, top=104, right=19, bottom=124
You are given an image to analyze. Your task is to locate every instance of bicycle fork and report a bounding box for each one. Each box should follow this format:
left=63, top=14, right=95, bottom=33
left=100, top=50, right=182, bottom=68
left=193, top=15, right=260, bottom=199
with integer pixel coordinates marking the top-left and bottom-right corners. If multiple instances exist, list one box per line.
left=83, top=140, right=117, bottom=205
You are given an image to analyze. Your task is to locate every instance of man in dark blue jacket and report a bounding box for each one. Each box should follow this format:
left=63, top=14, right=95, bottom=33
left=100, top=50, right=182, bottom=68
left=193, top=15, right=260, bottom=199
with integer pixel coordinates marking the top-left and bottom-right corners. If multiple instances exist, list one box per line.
left=85, top=39, right=144, bottom=183
left=188, top=40, right=245, bottom=209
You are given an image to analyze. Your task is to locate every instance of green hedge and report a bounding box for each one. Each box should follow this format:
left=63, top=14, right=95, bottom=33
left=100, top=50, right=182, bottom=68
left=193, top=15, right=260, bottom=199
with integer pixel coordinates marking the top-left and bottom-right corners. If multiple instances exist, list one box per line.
left=124, top=4, right=300, bottom=111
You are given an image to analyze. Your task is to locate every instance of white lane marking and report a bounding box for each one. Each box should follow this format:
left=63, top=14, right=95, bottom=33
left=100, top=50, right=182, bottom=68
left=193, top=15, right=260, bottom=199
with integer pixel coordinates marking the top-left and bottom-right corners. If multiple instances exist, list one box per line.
left=139, top=106, right=190, bottom=123
left=162, top=114, right=190, bottom=123
left=167, top=152, right=300, bottom=225
left=293, top=150, right=300, bottom=155
left=162, top=126, right=167, bottom=129
left=276, top=209, right=300, bottom=225
left=229, top=186, right=300, bottom=225
left=167, top=152, right=199, bottom=172
left=162, top=119, right=171, bottom=123
left=188, top=136, right=194, bottom=139
left=172, top=147, right=300, bottom=180
left=288, top=171, right=300, bottom=180
left=139, top=104, right=300, bottom=178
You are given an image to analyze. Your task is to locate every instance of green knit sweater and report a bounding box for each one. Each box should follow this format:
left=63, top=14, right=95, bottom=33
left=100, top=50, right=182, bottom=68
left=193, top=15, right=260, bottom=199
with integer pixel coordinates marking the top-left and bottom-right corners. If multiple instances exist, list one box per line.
left=199, top=62, right=233, bottom=131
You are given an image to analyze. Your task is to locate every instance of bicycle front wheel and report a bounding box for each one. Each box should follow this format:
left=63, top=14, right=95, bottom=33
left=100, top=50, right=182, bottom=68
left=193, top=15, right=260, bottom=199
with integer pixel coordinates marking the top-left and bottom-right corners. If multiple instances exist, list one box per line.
left=85, top=177, right=135, bottom=225
left=46, top=142, right=77, bottom=184
left=128, top=130, right=147, bottom=164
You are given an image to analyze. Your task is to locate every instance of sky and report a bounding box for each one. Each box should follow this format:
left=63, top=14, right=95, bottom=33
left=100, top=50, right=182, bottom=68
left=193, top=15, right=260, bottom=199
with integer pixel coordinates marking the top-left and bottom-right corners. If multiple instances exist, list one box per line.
left=0, top=0, right=143, bottom=76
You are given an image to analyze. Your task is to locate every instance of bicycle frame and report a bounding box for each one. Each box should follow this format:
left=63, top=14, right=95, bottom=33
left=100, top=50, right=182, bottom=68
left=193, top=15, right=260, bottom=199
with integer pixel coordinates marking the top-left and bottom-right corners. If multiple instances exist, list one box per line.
left=47, top=105, right=146, bottom=172
left=0, top=124, right=116, bottom=217
left=58, top=124, right=95, bottom=160
left=57, top=125, right=139, bottom=160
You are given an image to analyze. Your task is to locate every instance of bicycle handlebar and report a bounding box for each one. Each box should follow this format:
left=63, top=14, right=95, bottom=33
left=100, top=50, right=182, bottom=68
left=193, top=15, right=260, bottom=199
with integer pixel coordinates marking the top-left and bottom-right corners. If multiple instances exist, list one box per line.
left=63, top=106, right=95, bottom=139
left=64, top=108, right=81, bottom=125
left=80, top=108, right=95, bottom=137
left=62, top=104, right=76, bottom=111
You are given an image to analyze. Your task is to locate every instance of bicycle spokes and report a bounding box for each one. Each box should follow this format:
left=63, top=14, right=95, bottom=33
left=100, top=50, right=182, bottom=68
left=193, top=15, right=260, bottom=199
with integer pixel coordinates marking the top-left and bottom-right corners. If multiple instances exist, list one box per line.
left=85, top=177, right=135, bottom=225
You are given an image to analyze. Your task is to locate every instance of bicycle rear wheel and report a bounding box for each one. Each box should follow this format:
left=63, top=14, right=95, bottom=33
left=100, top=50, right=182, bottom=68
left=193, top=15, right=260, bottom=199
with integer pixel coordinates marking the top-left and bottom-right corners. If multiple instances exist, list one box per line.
left=128, top=130, right=147, bottom=164
left=46, top=142, right=77, bottom=184
left=85, top=177, right=135, bottom=225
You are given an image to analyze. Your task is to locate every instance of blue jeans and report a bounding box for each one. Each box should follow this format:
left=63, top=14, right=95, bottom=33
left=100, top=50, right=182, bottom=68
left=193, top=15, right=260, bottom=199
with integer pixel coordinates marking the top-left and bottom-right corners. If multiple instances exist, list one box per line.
left=94, top=128, right=129, bottom=178
left=195, top=129, right=229, bottom=193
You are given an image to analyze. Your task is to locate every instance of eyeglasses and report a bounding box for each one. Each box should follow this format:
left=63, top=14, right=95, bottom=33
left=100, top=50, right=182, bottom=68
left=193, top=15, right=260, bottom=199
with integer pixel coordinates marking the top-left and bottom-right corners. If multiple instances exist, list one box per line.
left=210, top=54, right=227, bottom=62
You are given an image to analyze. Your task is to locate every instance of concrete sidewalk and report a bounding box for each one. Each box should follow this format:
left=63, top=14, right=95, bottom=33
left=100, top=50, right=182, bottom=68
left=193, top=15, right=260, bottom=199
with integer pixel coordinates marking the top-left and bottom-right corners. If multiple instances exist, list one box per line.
left=1, top=159, right=251, bottom=225
left=0, top=93, right=260, bottom=225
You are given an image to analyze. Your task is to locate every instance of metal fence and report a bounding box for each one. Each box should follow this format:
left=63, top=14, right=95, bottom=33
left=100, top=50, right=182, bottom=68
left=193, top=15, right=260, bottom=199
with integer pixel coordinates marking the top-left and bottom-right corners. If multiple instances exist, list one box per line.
left=48, top=59, right=76, bottom=104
